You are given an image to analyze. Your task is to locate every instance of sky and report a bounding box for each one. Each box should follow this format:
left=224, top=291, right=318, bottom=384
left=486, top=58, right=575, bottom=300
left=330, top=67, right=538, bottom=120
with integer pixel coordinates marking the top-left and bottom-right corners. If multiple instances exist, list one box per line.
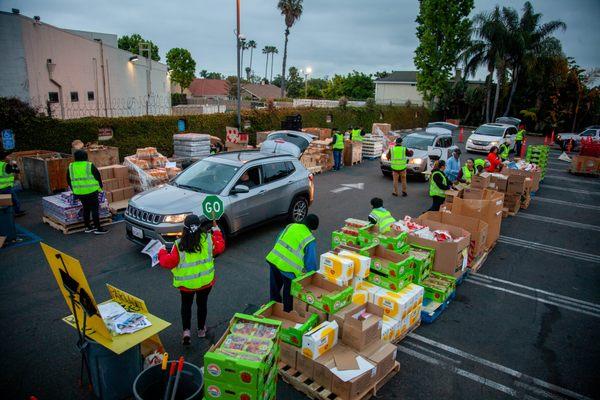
left=1, top=0, right=599, bottom=80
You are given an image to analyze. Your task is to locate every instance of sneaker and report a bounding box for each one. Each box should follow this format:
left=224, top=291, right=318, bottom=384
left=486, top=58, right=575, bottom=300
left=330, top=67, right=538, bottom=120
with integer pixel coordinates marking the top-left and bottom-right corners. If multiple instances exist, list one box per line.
left=84, top=227, right=96, bottom=233
left=402, top=192, right=408, bottom=197
left=182, top=329, right=191, bottom=345
left=198, top=327, right=207, bottom=338
left=94, top=227, right=109, bottom=235
left=392, top=192, right=398, bottom=197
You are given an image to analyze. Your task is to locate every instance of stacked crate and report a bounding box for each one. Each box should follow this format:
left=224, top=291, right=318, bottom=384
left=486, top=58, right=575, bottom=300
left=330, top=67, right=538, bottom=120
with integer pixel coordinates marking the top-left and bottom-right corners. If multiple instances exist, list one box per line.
left=300, top=140, right=333, bottom=173
left=362, top=134, right=384, bottom=159
left=173, top=133, right=211, bottom=159
left=525, top=145, right=549, bottom=179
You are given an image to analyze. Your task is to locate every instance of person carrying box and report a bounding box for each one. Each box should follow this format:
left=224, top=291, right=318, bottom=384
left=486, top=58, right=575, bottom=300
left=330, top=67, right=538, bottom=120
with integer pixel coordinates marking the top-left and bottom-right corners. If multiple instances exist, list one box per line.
left=368, top=197, right=395, bottom=234
left=266, top=214, right=319, bottom=312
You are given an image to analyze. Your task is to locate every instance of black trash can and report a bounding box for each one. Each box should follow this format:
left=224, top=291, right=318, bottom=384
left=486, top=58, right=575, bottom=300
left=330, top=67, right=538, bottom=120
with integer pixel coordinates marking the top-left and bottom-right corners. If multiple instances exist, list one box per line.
left=133, top=361, right=203, bottom=400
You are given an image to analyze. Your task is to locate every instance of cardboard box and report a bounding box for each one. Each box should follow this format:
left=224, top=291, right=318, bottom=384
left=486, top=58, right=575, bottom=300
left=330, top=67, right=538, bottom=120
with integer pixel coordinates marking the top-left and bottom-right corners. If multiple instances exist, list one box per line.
left=110, top=188, right=124, bottom=202
left=307, top=305, right=328, bottom=324
left=254, top=301, right=319, bottom=347
left=359, top=340, right=397, bottom=381
left=381, top=315, right=400, bottom=341
left=329, top=345, right=377, bottom=400
left=357, top=224, right=408, bottom=251
left=104, top=191, right=113, bottom=203
left=373, top=284, right=423, bottom=321
left=418, top=211, right=489, bottom=260
left=320, top=252, right=355, bottom=281
left=360, top=245, right=415, bottom=286
left=295, top=352, right=315, bottom=378
left=97, top=166, right=114, bottom=180
left=341, top=302, right=384, bottom=350
left=352, top=289, right=369, bottom=305
left=331, top=230, right=361, bottom=249
left=502, top=166, right=541, bottom=192
left=451, top=189, right=503, bottom=249
left=338, top=250, right=370, bottom=279
left=488, top=174, right=508, bottom=192
left=504, top=193, right=521, bottom=213
left=112, top=165, right=129, bottom=180
left=103, top=178, right=119, bottom=192
left=471, top=172, right=491, bottom=189
left=407, top=220, right=470, bottom=278
left=321, top=273, right=350, bottom=287
left=122, top=186, right=135, bottom=200
left=444, top=188, right=463, bottom=204
left=205, top=371, right=277, bottom=400
left=505, top=174, right=526, bottom=194
left=291, top=272, right=353, bottom=314
left=302, top=320, right=339, bottom=360
left=0, top=194, right=12, bottom=206
left=421, top=271, right=456, bottom=302
left=313, top=351, right=335, bottom=391
left=407, top=245, right=434, bottom=283
left=571, top=155, right=600, bottom=174
left=293, top=297, right=308, bottom=318
left=279, top=341, right=298, bottom=368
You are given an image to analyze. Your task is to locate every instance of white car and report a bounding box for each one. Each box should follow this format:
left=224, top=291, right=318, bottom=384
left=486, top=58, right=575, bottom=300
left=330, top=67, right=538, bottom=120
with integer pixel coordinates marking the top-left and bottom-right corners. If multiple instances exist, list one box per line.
left=466, top=123, right=518, bottom=154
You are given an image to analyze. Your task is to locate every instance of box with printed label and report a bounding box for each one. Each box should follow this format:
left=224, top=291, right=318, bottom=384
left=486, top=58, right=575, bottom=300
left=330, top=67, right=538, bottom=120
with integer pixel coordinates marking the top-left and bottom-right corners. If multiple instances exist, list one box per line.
left=321, top=272, right=351, bottom=287
left=329, top=344, right=377, bottom=400
left=357, top=224, right=408, bottom=251
left=320, top=252, right=355, bottom=281
left=381, top=315, right=399, bottom=341
left=359, top=340, right=398, bottom=381
left=420, top=271, right=456, bottom=302
left=203, top=313, right=281, bottom=391
left=352, top=279, right=383, bottom=303
left=312, top=350, right=336, bottom=391
left=449, top=189, right=503, bottom=250
left=338, top=250, right=371, bottom=279
left=373, top=284, right=424, bottom=321
left=302, top=320, right=339, bottom=360
left=364, top=245, right=415, bottom=277
left=352, top=289, right=369, bottom=305
left=341, top=302, right=384, bottom=351
left=204, top=366, right=277, bottom=400
left=407, top=245, right=434, bottom=283
left=307, top=305, right=328, bottom=324
left=366, top=268, right=414, bottom=292
left=291, top=271, right=353, bottom=314
left=331, top=230, right=360, bottom=250
left=254, top=301, right=319, bottom=347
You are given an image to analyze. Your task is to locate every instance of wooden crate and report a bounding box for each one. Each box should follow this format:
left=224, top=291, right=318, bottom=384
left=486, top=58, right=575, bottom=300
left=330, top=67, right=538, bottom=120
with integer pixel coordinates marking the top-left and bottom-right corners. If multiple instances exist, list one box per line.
left=23, top=153, right=73, bottom=194
left=6, top=150, right=57, bottom=189
left=344, top=141, right=363, bottom=166
left=73, top=145, right=119, bottom=167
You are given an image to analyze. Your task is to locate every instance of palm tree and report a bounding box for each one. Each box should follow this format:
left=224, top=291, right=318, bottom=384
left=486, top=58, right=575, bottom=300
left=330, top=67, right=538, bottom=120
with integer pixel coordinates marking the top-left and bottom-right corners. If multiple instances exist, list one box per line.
left=501, top=2, right=565, bottom=116
left=262, top=46, right=270, bottom=82
left=270, top=47, right=279, bottom=82
left=246, top=40, right=257, bottom=79
left=277, top=0, right=303, bottom=97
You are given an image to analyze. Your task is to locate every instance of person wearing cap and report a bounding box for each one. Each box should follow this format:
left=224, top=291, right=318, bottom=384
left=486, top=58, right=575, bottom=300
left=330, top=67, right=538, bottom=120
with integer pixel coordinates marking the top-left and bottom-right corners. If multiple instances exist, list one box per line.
left=368, top=198, right=395, bottom=233
left=446, top=148, right=461, bottom=182
left=266, top=214, right=319, bottom=312
left=457, top=158, right=476, bottom=184
left=158, top=214, right=225, bottom=345
left=387, top=137, right=413, bottom=197
left=67, top=150, right=107, bottom=234
left=499, top=140, right=510, bottom=161
left=331, top=128, right=345, bottom=171
left=473, top=158, right=488, bottom=175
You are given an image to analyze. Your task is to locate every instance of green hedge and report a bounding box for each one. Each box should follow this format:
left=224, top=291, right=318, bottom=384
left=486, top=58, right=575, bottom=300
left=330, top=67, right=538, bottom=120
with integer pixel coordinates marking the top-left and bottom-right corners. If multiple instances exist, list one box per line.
left=3, top=103, right=429, bottom=159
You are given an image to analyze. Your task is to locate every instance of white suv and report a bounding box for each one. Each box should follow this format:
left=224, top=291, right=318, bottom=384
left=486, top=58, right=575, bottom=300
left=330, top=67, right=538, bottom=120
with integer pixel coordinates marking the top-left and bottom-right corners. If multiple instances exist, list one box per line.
left=466, top=123, right=517, bottom=154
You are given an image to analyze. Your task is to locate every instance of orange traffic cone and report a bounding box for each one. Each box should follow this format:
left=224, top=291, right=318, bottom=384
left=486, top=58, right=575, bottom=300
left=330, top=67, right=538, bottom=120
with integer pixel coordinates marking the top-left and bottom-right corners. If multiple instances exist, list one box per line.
left=566, top=139, right=573, bottom=154
left=550, top=130, right=555, bottom=146
left=520, top=138, right=527, bottom=158
left=459, top=127, right=464, bottom=143
left=543, top=135, right=548, bottom=145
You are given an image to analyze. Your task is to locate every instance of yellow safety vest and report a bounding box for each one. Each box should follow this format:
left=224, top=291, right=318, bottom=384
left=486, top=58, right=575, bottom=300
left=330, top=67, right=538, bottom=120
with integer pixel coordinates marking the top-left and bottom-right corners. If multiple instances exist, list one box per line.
left=499, top=144, right=509, bottom=160
left=461, top=165, right=473, bottom=183
left=333, top=133, right=344, bottom=150
left=172, top=234, right=215, bottom=289
left=69, top=161, right=101, bottom=195
left=0, top=161, right=15, bottom=190
left=351, top=129, right=363, bottom=142
left=266, top=223, right=315, bottom=278
left=369, top=208, right=395, bottom=234
left=390, top=146, right=407, bottom=171
left=429, top=170, right=447, bottom=198
left=516, top=130, right=525, bottom=141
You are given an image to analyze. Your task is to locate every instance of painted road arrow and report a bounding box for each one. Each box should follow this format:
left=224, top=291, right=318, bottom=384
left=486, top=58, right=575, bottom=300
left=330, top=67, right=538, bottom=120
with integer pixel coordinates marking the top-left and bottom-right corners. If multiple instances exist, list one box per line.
left=331, top=182, right=365, bottom=193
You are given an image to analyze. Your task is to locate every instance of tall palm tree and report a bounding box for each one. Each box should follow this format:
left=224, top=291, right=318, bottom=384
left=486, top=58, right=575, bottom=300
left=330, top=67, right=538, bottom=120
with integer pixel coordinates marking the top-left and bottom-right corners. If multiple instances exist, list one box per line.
left=246, top=40, right=257, bottom=79
left=501, top=2, right=565, bottom=116
left=262, top=46, right=270, bottom=82
left=277, top=0, right=303, bottom=97
left=270, top=47, right=279, bottom=82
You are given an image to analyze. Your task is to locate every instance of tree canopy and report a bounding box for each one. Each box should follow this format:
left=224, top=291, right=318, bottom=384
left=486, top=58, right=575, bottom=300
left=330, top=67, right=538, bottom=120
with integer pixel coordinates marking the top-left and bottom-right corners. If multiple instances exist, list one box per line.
left=166, top=48, right=196, bottom=93
left=117, top=34, right=160, bottom=61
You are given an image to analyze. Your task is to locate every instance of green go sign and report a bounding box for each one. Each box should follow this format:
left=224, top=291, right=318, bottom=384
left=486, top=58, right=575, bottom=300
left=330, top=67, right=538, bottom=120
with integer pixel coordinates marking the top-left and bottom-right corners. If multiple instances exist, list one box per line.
left=202, top=195, right=224, bottom=220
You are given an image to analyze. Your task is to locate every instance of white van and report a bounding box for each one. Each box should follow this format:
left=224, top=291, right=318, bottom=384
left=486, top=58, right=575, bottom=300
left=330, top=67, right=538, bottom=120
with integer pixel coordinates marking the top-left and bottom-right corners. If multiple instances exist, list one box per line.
left=466, top=123, right=517, bottom=154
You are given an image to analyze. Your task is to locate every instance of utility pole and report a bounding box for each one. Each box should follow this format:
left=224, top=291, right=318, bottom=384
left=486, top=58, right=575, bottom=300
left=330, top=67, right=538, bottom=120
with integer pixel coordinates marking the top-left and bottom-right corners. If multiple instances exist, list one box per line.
left=236, top=0, right=242, bottom=129
left=139, top=42, right=151, bottom=115
left=304, top=67, right=312, bottom=98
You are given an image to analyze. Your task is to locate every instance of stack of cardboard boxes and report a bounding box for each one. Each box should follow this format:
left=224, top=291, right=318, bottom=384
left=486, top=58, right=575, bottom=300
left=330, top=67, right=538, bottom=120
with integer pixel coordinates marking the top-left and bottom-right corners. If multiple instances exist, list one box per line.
left=300, top=140, right=334, bottom=173
left=525, top=145, right=549, bottom=179
left=301, top=127, right=332, bottom=140
left=97, top=165, right=134, bottom=204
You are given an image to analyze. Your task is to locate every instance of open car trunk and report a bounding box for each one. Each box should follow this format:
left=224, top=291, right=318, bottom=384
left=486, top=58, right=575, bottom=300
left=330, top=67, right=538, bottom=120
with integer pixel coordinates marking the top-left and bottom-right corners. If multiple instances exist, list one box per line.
left=260, top=130, right=315, bottom=158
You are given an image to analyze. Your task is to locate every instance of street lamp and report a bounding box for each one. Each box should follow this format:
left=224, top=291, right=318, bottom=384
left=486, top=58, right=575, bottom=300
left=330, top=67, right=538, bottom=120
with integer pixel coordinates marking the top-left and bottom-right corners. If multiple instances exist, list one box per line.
left=303, top=67, right=312, bottom=98
left=235, top=0, right=242, bottom=130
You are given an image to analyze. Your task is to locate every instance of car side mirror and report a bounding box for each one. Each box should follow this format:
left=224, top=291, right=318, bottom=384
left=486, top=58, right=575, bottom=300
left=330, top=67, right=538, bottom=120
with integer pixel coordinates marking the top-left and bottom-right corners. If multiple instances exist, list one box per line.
left=230, top=184, right=250, bottom=195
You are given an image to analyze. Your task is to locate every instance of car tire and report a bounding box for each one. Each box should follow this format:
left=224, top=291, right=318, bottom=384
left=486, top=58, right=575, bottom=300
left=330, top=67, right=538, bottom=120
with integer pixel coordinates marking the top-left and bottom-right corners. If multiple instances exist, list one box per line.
left=288, top=196, right=309, bottom=223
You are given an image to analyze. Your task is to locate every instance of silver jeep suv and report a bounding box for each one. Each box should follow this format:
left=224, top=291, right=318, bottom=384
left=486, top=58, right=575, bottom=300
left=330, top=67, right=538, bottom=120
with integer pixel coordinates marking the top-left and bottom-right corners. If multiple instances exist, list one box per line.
left=125, top=131, right=315, bottom=246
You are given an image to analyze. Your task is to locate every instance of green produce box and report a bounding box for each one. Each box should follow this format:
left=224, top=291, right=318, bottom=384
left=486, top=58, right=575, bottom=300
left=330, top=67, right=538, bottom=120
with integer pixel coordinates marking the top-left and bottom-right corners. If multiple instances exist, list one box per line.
left=331, top=230, right=360, bottom=250
left=254, top=301, right=319, bottom=347
left=204, top=313, right=281, bottom=391
left=408, top=244, right=435, bottom=283
left=205, top=362, right=278, bottom=400
left=291, top=271, right=353, bottom=313
left=420, top=271, right=456, bottom=302
left=357, top=224, right=408, bottom=251
left=366, top=268, right=414, bottom=291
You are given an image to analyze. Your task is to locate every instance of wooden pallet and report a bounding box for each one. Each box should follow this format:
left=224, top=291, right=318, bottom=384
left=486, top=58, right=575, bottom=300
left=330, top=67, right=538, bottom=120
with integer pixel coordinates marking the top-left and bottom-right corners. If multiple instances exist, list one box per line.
left=392, top=321, right=420, bottom=344
left=347, top=159, right=362, bottom=166
left=42, top=215, right=112, bottom=234
left=469, top=250, right=489, bottom=273
left=109, top=199, right=129, bottom=214
left=279, top=361, right=400, bottom=400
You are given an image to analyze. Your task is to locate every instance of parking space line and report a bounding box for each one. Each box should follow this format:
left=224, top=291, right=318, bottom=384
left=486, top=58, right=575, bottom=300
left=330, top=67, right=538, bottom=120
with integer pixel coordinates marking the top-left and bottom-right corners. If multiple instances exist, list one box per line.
left=542, top=176, right=600, bottom=186
left=514, top=213, right=600, bottom=232
left=540, top=185, right=600, bottom=195
left=498, top=236, right=600, bottom=263
left=407, top=333, right=593, bottom=400
left=534, top=197, right=600, bottom=211
left=403, top=341, right=462, bottom=364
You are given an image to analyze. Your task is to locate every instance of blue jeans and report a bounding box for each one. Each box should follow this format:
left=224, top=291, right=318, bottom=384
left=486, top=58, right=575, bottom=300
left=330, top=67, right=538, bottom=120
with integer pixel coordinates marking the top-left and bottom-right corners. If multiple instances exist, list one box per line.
left=333, top=150, right=342, bottom=170
left=0, top=186, right=21, bottom=213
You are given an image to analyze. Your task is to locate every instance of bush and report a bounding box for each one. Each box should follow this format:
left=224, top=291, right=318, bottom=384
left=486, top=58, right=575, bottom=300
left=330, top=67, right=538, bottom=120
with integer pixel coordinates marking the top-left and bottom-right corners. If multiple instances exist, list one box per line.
left=0, top=98, right=429, bottom=159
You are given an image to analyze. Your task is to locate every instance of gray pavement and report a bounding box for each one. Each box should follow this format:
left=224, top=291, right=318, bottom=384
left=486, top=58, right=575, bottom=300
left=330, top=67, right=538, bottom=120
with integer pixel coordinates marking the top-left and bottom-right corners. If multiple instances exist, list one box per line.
left=1, top=141, right=599, bottom=399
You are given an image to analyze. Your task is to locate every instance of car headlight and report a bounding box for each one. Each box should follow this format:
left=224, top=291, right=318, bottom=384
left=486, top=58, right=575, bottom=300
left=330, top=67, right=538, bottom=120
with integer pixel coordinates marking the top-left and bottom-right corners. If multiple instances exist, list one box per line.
left=467, top=138, right=473, bottom=143
left=409, top=158, right=423, bottom=165
left=164, top=213, right=189, bottom=223
left=490, top=141, right=499, bottom=146
left=556, top=135, right=561, bottom=140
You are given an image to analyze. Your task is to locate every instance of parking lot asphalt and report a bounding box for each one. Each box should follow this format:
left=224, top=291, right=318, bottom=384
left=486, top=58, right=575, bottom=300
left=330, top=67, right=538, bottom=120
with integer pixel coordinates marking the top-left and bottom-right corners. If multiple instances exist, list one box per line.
left=1, top=139, right=599, bottom=399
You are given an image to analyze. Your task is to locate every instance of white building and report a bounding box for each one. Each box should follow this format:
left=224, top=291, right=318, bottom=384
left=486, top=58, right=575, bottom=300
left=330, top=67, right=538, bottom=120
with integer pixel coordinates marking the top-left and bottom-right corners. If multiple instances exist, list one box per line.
left=0, top=10, right=171, bottom=118
left=374, top=71, right=424, bottom=106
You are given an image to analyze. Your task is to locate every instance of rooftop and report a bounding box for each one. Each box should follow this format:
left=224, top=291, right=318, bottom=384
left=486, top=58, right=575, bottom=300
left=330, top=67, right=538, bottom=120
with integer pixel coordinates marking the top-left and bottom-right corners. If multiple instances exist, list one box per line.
left=188, top=79, right=229, bottom=97
left=242, top=83, right=284, bottom=99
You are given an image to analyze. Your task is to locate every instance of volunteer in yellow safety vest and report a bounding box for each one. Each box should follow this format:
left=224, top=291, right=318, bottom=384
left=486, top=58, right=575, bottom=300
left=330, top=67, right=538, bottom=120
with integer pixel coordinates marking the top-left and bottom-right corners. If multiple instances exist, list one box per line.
left=266, top=214, right=319, bottom=312
left=67, top=150, right=107, bottom=234
left=515, top=124, right=526, bottom=156
left=331, top=128, right=345, bottom=171
left=499, top=140, right=510, bottom=161
left=387, top=137, right=413, bottom=197
left=473, top=158, right=488, bottom=175
left=428, top=160, right=453, bottom=211
left=457, top=158, right=476, bottom=183
left=351, top=126, right=364, bottom=142
left=0, top=159, right=25, bottom=216
left=158, top=214, right=225, bottom=345
left=368, top=197, right=395, bottom=233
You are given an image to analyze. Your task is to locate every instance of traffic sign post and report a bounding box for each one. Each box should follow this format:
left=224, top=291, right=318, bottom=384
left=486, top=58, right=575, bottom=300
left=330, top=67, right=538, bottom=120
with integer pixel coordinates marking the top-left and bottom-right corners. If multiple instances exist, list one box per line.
left=202, top=195, right=224, bottom=220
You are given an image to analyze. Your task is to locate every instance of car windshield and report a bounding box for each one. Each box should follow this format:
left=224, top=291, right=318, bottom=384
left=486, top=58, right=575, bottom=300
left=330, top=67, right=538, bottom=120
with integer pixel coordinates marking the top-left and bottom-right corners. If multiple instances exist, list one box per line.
left=171, top=159, right=239, bottom=194
left=475, top=125, right=505, bottom=137
left=403, top=135, right=435, bottom=150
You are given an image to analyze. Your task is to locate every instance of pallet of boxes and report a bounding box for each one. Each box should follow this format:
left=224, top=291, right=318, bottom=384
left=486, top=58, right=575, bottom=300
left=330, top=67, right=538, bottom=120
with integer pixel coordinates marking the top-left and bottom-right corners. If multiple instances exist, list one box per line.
left=124, top=147, right=181, bottom=194
left=97, top=164, right=135, bottom=214
left=172, top=133, right=211, bottom=164
left=344, top=140, right=362, bottom=166
left=42, top=191, right=111, bottom=234
left=301, top=140, right=334, bottom=174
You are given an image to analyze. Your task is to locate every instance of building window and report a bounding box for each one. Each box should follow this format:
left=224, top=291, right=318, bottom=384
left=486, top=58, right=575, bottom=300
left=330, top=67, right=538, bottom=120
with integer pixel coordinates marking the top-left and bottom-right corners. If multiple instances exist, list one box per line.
left=70, top=91, right=79, bottom=102
left=87, top=91, right=95, bottom=101
left=48, top=92, right=59, bottom=103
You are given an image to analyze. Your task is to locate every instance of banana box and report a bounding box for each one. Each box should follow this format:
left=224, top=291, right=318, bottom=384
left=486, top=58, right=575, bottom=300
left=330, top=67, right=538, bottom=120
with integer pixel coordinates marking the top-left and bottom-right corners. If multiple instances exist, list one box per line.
left=331, top=230, right=360, bottom=250
left=338, top=250, right=371, bottom=279
left=352, top=289, right=369, bottom=305
left=321, top=272, right=350, bottom=287
left=373, top=284, right=422, bottom=320
left=381, top=315, right=400, bottom=341
left=301, top=320, right=339, bottom=360
left=353, top=278, right=383, bottom=303
left=320, top=252, right=354, bottom=281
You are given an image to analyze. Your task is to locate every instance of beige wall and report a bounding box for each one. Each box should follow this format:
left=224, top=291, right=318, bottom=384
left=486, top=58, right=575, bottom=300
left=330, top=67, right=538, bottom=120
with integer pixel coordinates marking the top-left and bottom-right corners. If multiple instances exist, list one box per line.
left=375, top=82, right=424, bottom=106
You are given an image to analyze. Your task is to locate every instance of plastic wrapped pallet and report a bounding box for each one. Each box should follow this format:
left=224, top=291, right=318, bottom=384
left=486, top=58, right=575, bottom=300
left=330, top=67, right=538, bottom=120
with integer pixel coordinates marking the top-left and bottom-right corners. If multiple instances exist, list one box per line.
left=43, top=192, right=110, bottom=225
left=124, top=149, right=171, bottom=192
left=362, top=134, right=384, bottom=158
left=173, top=133, right=211, bottom=159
